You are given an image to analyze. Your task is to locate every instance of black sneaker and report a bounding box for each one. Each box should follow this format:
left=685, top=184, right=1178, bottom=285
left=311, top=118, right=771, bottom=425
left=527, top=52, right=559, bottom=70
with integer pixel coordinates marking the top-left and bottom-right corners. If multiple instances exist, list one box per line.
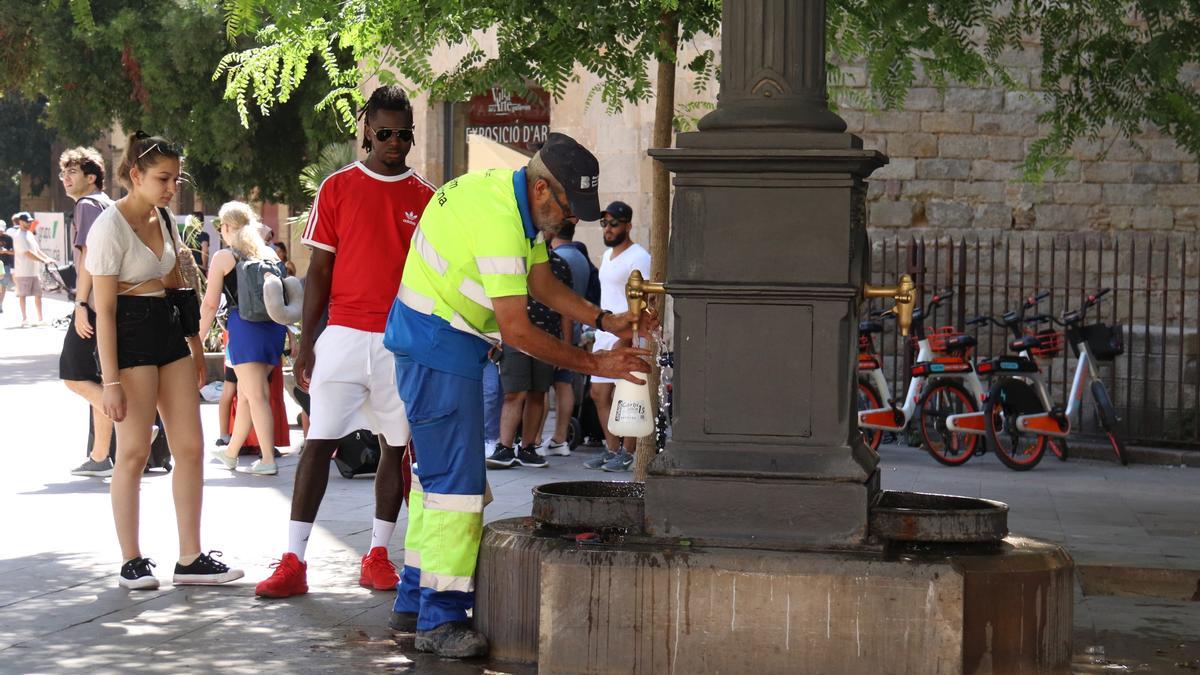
left=120, top=557, right=159, bottom=590
left=414, top=621, right=489, bottom=658
left=388, top=610, right=418, bottom=632
left=515, top=445, right=547, bottom=468
left=173, top=551, right=245, bottom=585
left=485, top=443, right=517, bottom=469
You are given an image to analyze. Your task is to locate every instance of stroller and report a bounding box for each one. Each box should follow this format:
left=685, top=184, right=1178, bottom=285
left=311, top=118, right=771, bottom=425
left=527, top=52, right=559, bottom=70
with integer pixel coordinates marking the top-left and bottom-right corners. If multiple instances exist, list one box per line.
left=44, top=262, right=78, bottom=329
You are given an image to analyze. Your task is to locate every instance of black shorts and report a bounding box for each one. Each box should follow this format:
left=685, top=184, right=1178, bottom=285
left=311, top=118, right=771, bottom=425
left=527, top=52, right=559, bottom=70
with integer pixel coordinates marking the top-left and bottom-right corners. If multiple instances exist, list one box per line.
left=499, top=344, right=554, bottom=393
left=59, top=308, right=101, bottom=383
left=114, top=295, right=191, bottom=371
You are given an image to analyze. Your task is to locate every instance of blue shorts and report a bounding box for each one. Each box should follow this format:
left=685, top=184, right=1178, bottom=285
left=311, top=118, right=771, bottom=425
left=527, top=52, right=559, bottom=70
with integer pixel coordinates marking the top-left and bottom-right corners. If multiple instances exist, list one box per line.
left=226, top=307, right=286, bottom=366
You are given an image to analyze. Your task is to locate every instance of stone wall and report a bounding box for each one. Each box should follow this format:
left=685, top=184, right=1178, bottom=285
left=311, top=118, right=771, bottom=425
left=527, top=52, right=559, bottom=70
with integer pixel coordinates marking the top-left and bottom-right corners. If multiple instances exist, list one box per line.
left=838, top=57, right=1200, bottom=233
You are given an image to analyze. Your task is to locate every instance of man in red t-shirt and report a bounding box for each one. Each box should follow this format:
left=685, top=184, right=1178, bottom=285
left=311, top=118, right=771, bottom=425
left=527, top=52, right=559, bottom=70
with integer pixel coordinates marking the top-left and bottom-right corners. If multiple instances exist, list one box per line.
left=256, top=86, right=435, bottom=599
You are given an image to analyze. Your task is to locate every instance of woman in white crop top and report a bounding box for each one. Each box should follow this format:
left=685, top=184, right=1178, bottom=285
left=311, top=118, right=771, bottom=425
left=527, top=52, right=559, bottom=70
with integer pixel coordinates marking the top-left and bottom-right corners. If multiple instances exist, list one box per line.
left=87, top=132, right=244, bottom=590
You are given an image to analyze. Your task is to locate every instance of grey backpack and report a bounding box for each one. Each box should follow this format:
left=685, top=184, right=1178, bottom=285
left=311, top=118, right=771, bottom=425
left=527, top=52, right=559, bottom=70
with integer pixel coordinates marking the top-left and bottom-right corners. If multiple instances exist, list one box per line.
left=233, top=252, right=285, bottom=322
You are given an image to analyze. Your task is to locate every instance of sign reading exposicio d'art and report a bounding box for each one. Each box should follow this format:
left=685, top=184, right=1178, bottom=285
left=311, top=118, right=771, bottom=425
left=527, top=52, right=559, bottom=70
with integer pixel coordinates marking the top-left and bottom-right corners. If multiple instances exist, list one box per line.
left=466, top=87, right=550, bottom=153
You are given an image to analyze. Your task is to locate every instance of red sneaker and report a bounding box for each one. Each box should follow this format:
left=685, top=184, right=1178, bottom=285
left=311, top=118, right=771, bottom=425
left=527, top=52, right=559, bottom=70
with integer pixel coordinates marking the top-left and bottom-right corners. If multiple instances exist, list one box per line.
left=255, top=553, right=308, bottom=598
left=359, top=546, right=399, bottom=591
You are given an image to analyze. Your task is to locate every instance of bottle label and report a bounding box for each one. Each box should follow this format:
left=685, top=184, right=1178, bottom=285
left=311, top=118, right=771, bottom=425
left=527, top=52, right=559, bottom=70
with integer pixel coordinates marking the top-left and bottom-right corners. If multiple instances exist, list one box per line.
left=614, top=400, right=646, bottom=422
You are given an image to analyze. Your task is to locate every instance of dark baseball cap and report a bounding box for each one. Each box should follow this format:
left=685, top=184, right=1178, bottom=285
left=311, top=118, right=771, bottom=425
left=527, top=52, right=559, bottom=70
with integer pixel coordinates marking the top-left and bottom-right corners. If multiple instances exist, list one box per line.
left=537, top=133, right=601, bottom=222
left=12, top=211, right=34, bottom=223
left=602, top=201, right=632, bottom=222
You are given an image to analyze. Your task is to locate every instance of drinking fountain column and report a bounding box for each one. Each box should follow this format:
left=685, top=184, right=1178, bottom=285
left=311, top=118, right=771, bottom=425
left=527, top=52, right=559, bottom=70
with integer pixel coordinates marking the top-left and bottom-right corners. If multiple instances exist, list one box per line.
left=644, top=0, right=894, bottom=547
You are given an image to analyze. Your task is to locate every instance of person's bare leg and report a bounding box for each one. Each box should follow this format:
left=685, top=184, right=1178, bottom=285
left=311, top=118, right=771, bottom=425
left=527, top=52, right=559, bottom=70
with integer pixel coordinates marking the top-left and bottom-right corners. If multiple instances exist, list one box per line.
left=624, top=436, right=637, bottom=456
left=498, top=391, right=527, bottom=447
left=17, top=295, right=27, bottom=322
left=33, top=294, right=42, bottom=322
left=224, top=392, right=254, bottom=459
left=156, top=356, right=205, bottom=558
left=218, top=379, right=236, bottom=438
left=67, top=380, right=113, bottom=462
left=522, top=391, right=547, bottom=447
left=589, top=383, right=619, bottom=451
left=374, top=440, right=406, bottom=521
left=551, top=380, right=574, bottom=444
left=233, top=362, right=276, bottom=464
left=110, top=366, right=159, bottom=562
left=289, top=438, right=339, bottom=521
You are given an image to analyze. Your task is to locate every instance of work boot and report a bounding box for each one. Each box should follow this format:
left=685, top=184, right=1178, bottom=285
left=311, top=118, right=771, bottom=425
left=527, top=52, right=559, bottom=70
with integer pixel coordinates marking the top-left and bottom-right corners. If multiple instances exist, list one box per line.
left=414, top=621, right=489, bottom=658
left=388, top=610, right=418, bottom=632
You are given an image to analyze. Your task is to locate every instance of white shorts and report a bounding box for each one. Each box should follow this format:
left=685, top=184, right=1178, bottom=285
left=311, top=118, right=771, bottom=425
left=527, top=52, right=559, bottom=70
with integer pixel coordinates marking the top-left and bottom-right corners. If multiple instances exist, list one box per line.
left=308, top=325, right=411, bottom=446
left=590, top=331, right=620, bottom=384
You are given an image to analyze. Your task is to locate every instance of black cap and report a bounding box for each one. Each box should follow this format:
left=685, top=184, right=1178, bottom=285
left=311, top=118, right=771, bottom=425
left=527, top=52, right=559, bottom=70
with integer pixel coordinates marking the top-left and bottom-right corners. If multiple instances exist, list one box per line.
left=602, top=201, right=632, bottom=222
left=537, top=133, right=601, bottom=222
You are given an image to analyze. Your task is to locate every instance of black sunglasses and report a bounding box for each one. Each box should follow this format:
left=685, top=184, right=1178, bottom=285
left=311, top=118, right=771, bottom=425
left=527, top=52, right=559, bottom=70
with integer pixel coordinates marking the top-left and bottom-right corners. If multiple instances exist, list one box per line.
left=602, top=218, right=624, bottom=228
left=369, top=126, right=415, bottom=143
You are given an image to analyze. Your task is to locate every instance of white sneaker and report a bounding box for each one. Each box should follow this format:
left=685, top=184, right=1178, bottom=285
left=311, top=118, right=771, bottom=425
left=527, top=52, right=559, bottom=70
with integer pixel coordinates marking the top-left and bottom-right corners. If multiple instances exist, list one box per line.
left=242, top=460, right=278, bottom=476
left=483, top=439, right=498, bottom=456
left=209, top=447, right=237, bottom=470
left=544, top=440, right=571, bottom=456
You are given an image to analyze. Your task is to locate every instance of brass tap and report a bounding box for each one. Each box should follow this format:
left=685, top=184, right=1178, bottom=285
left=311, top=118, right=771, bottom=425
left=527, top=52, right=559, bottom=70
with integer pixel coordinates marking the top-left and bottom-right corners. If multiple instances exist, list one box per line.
left=863, top=274, right=916, bottom=336
left=625, top=269, right=667, bottom=334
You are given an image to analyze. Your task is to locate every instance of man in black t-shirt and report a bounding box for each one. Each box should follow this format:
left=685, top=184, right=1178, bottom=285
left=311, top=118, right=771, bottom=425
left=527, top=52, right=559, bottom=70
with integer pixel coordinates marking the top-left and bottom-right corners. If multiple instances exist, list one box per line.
left=0, top=221, right=14, bottom=311
left=486, top=250, right=573, bottom=469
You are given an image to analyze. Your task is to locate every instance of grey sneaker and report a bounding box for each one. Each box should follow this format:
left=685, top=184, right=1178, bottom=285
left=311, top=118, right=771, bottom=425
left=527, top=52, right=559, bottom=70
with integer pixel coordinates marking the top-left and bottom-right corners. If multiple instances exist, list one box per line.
left=600, top=450, right=634, bottom=472
left=209, top=447, right=237, bottom=470
left=242, top=460, right=277, bottom=476
left=486, top=443, right=517, bottom=468
left=72, top=456, right=113, bottom=477
left=544, top=440, right=571, bottom=456
left=583, top=450, right=618, bottom=470
left=515, top=446, right=547, bottom=468
left=414, top=621, right=488, bottom=658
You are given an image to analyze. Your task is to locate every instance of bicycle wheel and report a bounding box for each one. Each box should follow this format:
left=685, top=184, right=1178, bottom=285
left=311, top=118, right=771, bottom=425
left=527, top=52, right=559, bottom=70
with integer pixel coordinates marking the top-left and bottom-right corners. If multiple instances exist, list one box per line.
left=985, top=379, right=1047, bottom=471
left=1091, top=381, right=1128, bottom=466
left=857, top=380, right=883, bottom=452
left=918, top=380, right=979, bottom=466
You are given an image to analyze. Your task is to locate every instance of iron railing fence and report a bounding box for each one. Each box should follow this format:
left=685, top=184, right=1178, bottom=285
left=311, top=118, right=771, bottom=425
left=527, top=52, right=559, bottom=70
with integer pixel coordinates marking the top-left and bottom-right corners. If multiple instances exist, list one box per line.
left=868, top=231, right=1200, bottom=448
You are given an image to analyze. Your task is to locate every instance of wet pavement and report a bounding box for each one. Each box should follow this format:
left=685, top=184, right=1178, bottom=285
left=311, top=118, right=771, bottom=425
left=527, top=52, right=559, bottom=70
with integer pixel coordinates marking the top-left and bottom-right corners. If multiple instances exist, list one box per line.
left=1, top=296, right=1197, bottom=673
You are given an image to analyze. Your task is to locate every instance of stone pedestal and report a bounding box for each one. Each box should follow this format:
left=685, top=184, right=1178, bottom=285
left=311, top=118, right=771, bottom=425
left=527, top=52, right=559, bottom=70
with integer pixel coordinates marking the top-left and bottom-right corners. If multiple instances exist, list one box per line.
left=475, top=519, right=1074, bottom=674
left=645, top=130, right=886, bottom=548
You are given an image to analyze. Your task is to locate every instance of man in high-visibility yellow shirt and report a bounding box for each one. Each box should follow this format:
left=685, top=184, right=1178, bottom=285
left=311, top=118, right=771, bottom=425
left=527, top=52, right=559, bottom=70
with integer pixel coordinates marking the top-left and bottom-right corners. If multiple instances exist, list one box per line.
left=383, top=133, right=651, bottom=658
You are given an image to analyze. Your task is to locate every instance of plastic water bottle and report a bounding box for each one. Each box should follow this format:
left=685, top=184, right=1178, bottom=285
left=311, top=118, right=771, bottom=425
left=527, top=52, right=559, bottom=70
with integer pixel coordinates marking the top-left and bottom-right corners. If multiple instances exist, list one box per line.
left=608, top=373, right=654, bottom=437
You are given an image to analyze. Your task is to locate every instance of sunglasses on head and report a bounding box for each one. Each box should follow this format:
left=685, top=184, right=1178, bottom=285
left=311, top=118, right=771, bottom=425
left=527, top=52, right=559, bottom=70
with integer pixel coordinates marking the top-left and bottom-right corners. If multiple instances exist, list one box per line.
left=133, top=130, right=183, bottom=159
left=369, top=126, right=415, bottom=143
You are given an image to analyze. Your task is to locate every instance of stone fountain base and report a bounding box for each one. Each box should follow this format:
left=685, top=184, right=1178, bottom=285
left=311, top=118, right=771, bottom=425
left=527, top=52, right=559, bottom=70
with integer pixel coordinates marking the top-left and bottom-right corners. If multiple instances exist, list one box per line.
left=475, top=485, right=1074, bottom=674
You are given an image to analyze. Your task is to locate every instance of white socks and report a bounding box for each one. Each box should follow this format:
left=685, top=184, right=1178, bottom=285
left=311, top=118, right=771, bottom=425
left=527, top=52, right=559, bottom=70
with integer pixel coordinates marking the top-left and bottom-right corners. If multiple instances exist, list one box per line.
left=288, top=520, right=314, bottom=561
left=370, top=518, right=397, bottom=551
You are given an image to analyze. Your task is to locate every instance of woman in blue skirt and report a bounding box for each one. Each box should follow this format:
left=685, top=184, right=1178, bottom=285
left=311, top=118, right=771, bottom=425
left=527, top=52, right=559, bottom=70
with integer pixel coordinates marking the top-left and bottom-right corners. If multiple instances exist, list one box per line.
left=198, top=201, right=287, bottom=475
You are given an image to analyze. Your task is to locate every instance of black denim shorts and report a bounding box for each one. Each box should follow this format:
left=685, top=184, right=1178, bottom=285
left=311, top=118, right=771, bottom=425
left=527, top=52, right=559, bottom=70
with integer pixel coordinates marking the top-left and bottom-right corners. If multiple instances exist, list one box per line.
left=115, top=295, right=191, bottom=370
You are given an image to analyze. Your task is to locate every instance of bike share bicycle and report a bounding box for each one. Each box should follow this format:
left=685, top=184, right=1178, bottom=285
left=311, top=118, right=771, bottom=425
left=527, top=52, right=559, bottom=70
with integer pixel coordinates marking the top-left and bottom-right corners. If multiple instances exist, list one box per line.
left=858, top=289, right=986, bottom=464
left=985, top=289, right=1128, bottom=469
left=959, top=290, right=1122, bottom=469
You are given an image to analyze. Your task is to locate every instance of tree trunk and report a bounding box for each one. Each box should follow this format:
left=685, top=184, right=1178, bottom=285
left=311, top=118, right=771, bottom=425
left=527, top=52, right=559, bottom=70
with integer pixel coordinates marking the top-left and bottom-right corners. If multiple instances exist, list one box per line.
left=633, top=10, right=678, bottom=483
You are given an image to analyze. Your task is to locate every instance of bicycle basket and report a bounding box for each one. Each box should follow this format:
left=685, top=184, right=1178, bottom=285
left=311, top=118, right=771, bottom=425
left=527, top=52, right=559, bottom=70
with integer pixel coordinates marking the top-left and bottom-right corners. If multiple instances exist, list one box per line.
left=1030, top=329, right=1064, bottom=358
left=1080, top=324, right=1124, bottom=361
left=926, top=326, right=965, bottom=354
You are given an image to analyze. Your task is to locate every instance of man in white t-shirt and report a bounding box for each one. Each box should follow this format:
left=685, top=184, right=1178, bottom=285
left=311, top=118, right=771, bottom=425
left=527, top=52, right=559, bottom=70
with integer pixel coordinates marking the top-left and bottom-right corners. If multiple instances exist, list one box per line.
left=11, top=212, right=55, bottom=326
left=585, top=201, right=651, bottom=472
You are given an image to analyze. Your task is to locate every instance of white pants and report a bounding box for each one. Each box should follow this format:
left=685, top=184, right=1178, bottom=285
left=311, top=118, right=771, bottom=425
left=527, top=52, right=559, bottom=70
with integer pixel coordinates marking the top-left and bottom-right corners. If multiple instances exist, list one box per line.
left=308, top=325, right=411, bottom=446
